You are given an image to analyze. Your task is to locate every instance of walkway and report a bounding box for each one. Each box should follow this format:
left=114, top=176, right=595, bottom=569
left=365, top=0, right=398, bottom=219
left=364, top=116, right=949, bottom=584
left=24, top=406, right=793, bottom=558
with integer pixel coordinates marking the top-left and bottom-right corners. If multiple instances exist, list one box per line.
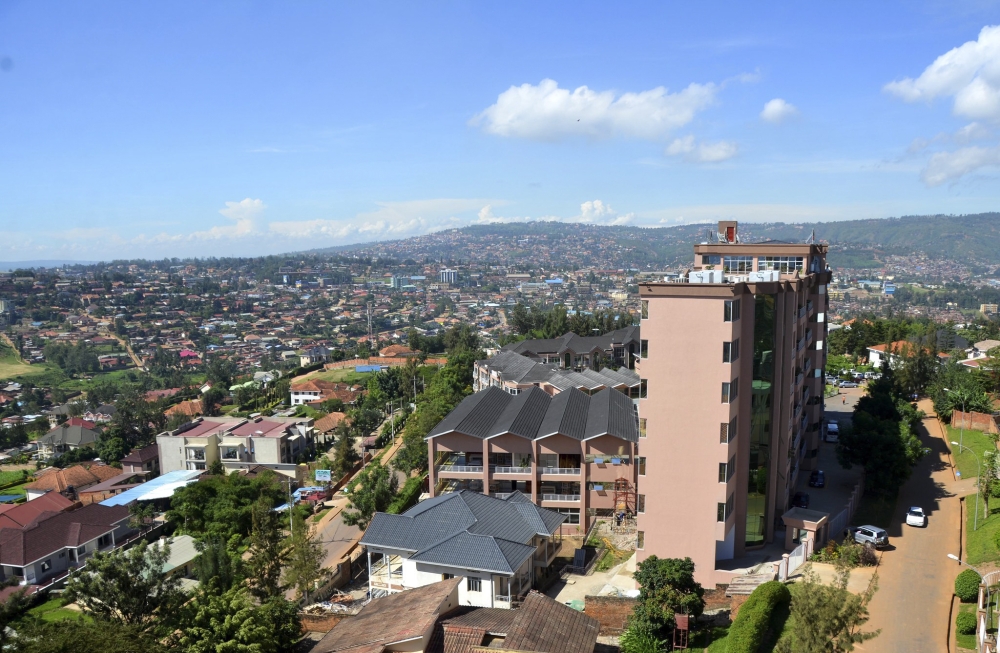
left=857, top=399, right=961, bottom=652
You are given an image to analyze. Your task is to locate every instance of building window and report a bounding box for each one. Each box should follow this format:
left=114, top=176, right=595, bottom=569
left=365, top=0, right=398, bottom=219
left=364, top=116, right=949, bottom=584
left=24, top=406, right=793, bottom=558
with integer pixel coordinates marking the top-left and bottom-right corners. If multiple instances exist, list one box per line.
left=641, top=300, right=648, bottom=319
left=556, top=507, right=581, bottom=524
left=637, top=531, right=645, bottom=549
left=639, top=379, right=648, bottom=399
left=467, top=577, right=482, bottom=592
left=724, top=300, right=741, bottom=322
left=758, top=256, right=804, bottom=273
left=443, top=573, right=454, bottom=580
left=639, top=418, right=647, bottom=438
left=40, top=559, right=52, bottom=572
left=717, top=494, right=735, bottom=522
left=723, top=339, right=740, bottom=363
left=722, top=378, right=738, bottom=403
left=637, top=494, right=645, bottom=513
left=640, top=339, right=648, bottom=358
left=723, top=256, right=754, bottom=273
left=727, top=454, right=736, bottom=482
left=638, top=456, right=646, bottom=475
left=718, top=462, right=727, bottom=483
left=702, top=255, right=721, bottom=266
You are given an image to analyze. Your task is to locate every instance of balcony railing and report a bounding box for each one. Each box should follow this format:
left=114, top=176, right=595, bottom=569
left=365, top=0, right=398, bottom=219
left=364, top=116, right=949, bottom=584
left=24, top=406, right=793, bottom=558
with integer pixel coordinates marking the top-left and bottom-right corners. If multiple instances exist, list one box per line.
left=491, top=466, right=532, bottom=474
left=435, top=465, right=484, bottom=473
left=494, top=594, right=511, bottom=604
left=798, top=306, right=807, bottom=319
left=186, top=451, right=206, bottom=461
left=539, top=467, right=581, bottom=475
left=490, top=492, right=513, bottom=499
left=542, top=494, right=581, bottom=502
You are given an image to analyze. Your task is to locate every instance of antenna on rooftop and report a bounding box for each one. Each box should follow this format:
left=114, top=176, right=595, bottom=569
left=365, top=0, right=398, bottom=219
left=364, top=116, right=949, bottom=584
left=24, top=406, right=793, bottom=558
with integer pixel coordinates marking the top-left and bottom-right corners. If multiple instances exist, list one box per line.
left=807, top=228, right=816, bottom=244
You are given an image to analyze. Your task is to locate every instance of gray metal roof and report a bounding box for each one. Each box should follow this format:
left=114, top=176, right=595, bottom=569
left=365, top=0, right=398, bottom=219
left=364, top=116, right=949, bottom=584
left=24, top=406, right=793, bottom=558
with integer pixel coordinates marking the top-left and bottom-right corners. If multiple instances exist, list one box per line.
left=429, top=385, right=638, bottom=443
left=360, top=491, right=565, bottom=576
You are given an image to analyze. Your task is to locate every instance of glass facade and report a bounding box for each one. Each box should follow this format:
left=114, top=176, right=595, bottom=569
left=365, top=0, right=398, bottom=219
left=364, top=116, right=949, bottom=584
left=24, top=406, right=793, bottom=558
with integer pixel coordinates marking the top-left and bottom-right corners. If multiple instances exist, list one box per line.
left=746, top=293, right=776, bottom=547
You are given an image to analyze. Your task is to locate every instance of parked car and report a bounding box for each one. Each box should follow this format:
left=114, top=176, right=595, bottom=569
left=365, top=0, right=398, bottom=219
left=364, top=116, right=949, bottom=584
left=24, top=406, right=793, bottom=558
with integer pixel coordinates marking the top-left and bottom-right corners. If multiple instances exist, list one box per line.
left=906, top=507, right=927, bottom=527
left=809, top=470, right=826, bottom=488
left=851, top=525, right=889, bottom=548
left=825, top=421, right=840, bottom=443
left=839, top=380, right=859, bottom=388
left=791, top=492, right=810, bottom=508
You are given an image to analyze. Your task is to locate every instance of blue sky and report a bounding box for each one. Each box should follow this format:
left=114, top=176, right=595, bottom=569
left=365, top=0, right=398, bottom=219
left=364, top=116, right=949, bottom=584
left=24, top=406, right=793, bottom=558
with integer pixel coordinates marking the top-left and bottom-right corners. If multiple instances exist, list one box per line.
left=1, top=1, right=999, bottom=260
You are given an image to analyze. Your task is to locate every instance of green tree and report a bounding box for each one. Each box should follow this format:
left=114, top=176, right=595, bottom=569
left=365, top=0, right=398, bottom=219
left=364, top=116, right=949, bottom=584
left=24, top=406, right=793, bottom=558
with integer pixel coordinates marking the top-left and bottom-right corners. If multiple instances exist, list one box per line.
left=65, top=540, right=184, bottom=629
left=0, top=587, right=34, bottom=649
left=167, top=469, right=284, bottom=541
left=283, top=513, right=325, bottom=603
left=343, top=462, right=399, bottom=529
left=194, top=537, right=241, bottom=593
left=775, top=567, right=880, bottom=653
left=173, top=587, right=300, bottom=653
left=628, top=556, right=705, bottom=637
left=247, top=498, right=287, bottom=602
left=9, top=619, right=170, bottom=653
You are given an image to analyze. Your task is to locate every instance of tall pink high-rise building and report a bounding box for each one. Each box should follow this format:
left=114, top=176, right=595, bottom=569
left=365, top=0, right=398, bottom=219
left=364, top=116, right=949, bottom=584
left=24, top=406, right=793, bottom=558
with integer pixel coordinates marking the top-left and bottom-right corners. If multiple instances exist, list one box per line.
left=635, top=221, right=830, bottom=585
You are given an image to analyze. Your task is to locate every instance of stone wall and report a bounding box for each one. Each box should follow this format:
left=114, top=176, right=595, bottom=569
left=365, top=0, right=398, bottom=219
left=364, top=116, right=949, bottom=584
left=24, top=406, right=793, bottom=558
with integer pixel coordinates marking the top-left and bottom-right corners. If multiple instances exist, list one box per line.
left=584, top=595, right=636, bottom=636
left=952, top=410, right=999, bottom=435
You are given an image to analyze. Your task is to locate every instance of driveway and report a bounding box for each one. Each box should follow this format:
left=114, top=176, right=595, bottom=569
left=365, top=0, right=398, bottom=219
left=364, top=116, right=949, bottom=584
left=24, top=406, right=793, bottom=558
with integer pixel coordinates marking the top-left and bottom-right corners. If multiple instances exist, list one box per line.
left=857, top=401, right=960, bottom=652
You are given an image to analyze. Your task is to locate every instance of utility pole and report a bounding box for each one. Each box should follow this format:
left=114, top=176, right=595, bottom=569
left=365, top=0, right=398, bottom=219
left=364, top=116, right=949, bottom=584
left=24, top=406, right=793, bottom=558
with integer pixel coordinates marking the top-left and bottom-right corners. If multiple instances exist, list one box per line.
left=367, top=302, right=373, bottom=347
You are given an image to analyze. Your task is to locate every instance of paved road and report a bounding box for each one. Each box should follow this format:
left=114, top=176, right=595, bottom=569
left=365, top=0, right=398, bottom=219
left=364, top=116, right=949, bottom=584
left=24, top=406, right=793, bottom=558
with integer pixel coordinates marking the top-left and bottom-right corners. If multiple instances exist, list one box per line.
left=858, top=400, right=961, bottom=652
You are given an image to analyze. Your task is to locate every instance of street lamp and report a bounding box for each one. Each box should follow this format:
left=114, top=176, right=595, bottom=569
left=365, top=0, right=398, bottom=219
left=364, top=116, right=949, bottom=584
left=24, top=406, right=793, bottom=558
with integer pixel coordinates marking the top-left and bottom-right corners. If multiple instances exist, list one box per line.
left=944, top=388, right=967, bottom=449
left=953, top=441, right=982, bottom=531
left=948, top=554, right=992, bottom=628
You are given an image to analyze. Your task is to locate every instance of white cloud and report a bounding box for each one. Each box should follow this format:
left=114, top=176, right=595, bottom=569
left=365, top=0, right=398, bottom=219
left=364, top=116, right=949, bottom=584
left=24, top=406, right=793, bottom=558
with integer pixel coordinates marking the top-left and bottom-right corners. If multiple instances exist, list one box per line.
left=268, top=199, right=490, bottom=240
left=955, top=121, right=994, bottom=143
left=884, top=25, right=1000, bottom=122
left=471, top=78, right=718, bottom=141
left=921, top=144, right=1000, bottom=186
left=760, top=98, right=799, bottom=124
left=476, top=200, right=632, bottom=226
left=665, top=135, right=739, bottom=163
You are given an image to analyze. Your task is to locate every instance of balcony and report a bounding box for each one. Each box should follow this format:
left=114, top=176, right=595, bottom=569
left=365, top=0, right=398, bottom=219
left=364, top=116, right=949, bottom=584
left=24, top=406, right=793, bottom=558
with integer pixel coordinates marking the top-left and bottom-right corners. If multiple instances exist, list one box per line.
left=491, top=466, right=532, bottom=474
left=436, top=464, right=484, bottom=474
left=539, top=467, right=582, bottom=475
left=490, top=492, right=513, bottom=499
left=798, top=305, right=807, bottom=320
left=807, top=300, right=814, bottom=315
left=185, top=449, right=206, bottom=461
left=542, top=494, right=581, bottom=502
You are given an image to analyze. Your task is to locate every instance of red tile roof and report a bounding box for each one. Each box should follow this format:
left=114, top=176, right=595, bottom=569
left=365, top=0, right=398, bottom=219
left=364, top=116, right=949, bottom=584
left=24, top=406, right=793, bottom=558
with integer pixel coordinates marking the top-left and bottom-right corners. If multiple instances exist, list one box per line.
left=0, top=492, right=76, bottom=529
left=26, top=464, right=122, bottom=495
left=0, top=503, right=131, bottom=567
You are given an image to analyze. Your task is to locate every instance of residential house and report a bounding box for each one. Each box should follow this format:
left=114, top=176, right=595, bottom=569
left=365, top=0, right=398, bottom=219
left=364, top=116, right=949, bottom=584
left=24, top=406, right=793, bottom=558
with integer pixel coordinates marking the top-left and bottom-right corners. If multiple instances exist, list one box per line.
left=473, top=349, right=641, bottom=397
left=314, top=578, right=599, bottom=653
left=426, top=385, right=640, bottom=533
left=156, top=416, right=318, bottom=477
left=154, top=534, right=201, bottom=591
left=36, top=423, right=101, bottom=459
left=0, top=503, right=133, bottom=586
left=25, top=464, right=123, bottom=501
left=313, top=412, right=347, bottom=436
left=0, top=492, right=76, bottom=529
left=501, top=327, right=640, bottom=371
left=120, top=443, right=160, bottom=477
left=299, top=345, right=330, bottom=367
left=361, top=490, right=564, bottom=607
left=83, top=404, right=116, bottom=424
left=165, top=399, right=203, bottom=419
left=289, top=380, right=363, bottom=407
left=77, top=471, right=149, bottom=505
left=378, top=344, right=418, bottom=358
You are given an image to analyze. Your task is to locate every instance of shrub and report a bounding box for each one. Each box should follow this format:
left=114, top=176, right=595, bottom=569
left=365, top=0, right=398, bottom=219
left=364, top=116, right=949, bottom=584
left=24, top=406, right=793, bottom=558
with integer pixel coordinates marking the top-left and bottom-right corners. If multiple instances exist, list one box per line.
left=955, top=569, right=981, bottom=603
left=858, top=543, right=878, bottom=567
left=956, top=611, right=977, bottom=635
left=726, top=581, right=791, bottom=653
left=619, top=622, right=666, bottom=653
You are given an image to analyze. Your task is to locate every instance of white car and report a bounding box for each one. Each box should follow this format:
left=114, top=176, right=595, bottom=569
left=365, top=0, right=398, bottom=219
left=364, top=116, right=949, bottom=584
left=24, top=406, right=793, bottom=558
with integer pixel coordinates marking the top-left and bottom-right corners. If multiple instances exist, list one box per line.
left=906, top=506, right=927, bottom=527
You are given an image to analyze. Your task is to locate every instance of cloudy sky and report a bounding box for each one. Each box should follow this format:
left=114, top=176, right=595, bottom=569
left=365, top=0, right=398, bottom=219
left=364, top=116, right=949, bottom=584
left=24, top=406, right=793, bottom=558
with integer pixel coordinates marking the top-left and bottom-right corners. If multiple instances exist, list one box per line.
left=1, top=2, right=1000, bottom=260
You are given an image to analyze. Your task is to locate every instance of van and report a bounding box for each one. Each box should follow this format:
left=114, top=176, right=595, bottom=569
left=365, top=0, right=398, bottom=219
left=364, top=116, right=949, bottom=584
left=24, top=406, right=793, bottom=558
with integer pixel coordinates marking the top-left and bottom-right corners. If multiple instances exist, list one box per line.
left=825, top=421, right=840, bottom=443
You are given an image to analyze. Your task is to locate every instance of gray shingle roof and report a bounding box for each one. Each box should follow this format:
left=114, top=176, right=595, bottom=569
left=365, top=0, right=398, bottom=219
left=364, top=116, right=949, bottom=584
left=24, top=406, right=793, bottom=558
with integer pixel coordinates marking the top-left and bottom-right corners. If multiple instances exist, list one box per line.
left=429, top=385, right=638, bottom=443
left=361, top=491, right=565, bottom=576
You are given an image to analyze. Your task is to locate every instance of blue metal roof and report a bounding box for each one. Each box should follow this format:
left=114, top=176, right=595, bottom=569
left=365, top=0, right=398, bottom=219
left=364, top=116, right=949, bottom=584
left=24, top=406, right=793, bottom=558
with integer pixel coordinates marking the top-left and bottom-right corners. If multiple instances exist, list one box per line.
left=100, top=469, right=202, bottom=506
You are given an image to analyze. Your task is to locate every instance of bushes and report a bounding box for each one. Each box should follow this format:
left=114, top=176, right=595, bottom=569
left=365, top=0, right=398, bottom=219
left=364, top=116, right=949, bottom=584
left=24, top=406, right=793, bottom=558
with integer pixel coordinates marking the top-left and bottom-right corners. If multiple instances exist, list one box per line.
left=619, top=622, right=666, bottom=653
left=811, top=541, right=878, bottom=568
left=955, top=569, right=981, bottom=602
left=956, top=611, right=977, bottom=635
left=726, top=581, right=791, bottom=653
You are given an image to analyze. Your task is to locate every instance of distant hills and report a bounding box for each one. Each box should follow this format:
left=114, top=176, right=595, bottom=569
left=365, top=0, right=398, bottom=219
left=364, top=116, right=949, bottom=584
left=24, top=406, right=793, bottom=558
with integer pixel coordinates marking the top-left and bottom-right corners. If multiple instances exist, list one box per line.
left=316, top=213, right=1000, bottom=268
left=0, top=260, right=97, bottom=271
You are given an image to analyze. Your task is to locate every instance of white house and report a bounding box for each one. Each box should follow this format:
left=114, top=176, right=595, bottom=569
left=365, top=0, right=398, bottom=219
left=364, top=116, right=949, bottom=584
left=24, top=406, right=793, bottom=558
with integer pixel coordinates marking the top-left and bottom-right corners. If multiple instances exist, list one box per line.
left=360, top=490, right=564, bottom=608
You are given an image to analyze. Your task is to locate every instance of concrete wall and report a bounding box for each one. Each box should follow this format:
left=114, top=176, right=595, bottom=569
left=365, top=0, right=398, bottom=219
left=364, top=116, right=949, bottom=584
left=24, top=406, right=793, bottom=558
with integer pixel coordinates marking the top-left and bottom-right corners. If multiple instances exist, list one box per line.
left=952, top=410, right=999, bottom=435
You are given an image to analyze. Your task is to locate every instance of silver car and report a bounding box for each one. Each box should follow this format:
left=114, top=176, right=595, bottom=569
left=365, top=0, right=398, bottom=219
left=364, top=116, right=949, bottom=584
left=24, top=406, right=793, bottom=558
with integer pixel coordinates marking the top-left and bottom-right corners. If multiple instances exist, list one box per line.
left=851, top=525, right=889, bottom=548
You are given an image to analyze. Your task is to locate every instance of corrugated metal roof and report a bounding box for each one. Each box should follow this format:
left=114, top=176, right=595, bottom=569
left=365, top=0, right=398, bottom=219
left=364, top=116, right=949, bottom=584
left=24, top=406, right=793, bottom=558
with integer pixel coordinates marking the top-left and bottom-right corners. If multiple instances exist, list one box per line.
left=99, top=469, right=203, bottom=506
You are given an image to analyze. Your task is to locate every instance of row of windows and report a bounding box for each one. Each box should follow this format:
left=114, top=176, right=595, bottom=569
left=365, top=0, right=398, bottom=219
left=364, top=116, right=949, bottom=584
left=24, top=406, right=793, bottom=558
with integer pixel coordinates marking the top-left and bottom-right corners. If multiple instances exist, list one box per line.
left=701, top=255, right=806, bottom=273
left=758, top=256, right=804, bottom=272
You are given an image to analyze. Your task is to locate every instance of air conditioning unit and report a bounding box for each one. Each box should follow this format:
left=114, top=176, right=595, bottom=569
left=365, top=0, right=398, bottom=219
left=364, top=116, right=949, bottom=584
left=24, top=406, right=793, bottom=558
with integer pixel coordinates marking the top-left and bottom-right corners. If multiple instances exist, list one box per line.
left=749, top=270, right=780, bottom=283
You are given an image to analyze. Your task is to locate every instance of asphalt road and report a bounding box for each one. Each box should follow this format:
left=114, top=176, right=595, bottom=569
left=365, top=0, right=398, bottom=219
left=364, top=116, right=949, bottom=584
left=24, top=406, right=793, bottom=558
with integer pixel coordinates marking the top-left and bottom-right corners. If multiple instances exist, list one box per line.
left=857, top=399, right=961, bottom=652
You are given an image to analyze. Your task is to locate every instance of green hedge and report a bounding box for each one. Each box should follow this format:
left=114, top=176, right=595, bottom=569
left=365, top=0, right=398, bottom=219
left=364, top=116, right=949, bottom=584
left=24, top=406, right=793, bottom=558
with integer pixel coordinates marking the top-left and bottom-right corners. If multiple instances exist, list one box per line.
left=726, top=581, right=791, bottom=653
left=387, top=474, right=426, bottom=515
left=956, top=569, right=981, bottom=603
left=956, top=611, right=977, bottom=635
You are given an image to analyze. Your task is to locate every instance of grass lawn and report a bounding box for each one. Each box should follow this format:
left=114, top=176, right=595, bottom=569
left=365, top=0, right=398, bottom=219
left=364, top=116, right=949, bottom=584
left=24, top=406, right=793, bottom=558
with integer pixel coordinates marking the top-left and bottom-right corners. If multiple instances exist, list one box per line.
left=851, top=493, right=898, bottom=529
left=688, top=625, right=730, bottom=652
left=0, top=346, right=63, bottom=383
left=947, top=426, right=996, bottom=480
left=0, top=470, right=28, bottom=486
left=964, top=493, right=1000, bottom=565
left=311, top=507, right=332, bottom=523
left=312, top=368, right=372, bottom=385
left=294, top=405, right=327, bottom=420
left=27, top=596, right=89, bottom=623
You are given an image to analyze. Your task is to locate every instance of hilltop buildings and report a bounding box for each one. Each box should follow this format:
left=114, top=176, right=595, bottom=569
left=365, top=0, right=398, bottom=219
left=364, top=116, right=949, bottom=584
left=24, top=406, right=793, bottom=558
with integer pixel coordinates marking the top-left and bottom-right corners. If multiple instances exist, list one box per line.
left=635, top=221, right=830, bottom=585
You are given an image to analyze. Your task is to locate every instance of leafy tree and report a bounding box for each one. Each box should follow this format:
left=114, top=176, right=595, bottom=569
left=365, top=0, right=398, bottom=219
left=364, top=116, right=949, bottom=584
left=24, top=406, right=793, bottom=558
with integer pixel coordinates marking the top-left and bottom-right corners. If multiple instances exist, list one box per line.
left=9, top=619, right=170, bottom=653
left=167, top=469, right=284, bottom=541
left=331, top=426, right=359, bottom=479
left=200, top=386, right=226, bottom=416
left=247, top=498, right=287, bottom=602
left=65, top=540, right=184, bottom=629
left=343, top=462, right=399, bottom=529
left=0, top=586, right=34, bottom=649
left=628, top=556, right=705, bottom=637
left=775, top=567, right=879, bottom=653
left=173, top=587, right=300, bottom=653
left=194, top=537, right=241, bottom=593
left=283, top=513, right=325, bottom=603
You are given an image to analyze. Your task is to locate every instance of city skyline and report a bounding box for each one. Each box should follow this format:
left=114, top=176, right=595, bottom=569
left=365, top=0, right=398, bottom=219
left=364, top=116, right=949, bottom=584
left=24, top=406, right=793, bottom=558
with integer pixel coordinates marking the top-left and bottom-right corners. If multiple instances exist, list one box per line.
left=2, top=2, right=1000, bottom=260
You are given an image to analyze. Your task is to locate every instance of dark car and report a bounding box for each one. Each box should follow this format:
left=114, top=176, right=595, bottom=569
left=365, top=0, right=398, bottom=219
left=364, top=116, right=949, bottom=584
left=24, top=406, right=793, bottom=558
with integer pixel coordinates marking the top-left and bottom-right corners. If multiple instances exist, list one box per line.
left=791, top=492, right=810, bottom=508
left=809, top=470, right=826, bottom=488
